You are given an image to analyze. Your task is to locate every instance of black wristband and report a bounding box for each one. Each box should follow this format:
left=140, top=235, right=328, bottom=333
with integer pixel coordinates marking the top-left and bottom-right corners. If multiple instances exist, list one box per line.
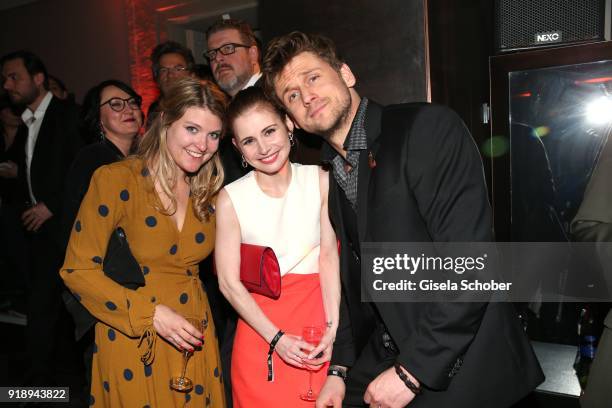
left=394, top=362, right=421, bottom=395
left=327, top=367, right=347, bottom=382
left=267, top=330, right=285, bottom=381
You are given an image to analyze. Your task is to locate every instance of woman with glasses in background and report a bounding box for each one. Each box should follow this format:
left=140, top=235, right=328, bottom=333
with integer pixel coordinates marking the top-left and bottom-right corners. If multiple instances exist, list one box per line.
left=62, top=80, right=144, bottom=249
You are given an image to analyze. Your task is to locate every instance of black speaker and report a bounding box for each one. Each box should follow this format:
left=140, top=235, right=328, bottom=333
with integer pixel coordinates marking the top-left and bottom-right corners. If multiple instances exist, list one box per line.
left=494, top=0, right=607, bottom=53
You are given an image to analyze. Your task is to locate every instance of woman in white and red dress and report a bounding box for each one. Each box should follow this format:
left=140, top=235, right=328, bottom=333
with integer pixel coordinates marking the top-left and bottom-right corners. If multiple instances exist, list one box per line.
left=215, top=87, right=340, bottom=407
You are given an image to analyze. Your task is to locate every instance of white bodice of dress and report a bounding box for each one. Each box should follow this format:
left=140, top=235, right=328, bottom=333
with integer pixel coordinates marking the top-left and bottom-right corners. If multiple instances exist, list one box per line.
left=224, top=163, right=321, bottom=276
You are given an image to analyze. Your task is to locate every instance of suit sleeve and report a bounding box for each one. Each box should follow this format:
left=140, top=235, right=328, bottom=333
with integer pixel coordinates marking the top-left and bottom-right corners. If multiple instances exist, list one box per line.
left=44, top=103, right=83, bottom=216
left=382, top=105, right=493, bottom=390
left=330, top=285, right=356, bottom=367
left=60, top=165, right=156, bottom=338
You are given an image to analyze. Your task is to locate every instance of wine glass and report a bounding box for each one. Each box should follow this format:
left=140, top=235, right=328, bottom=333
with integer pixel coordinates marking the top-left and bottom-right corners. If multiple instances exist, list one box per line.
left=170, top=316, right=204, bottom=392
left=299, top=325, right=324, bottom=402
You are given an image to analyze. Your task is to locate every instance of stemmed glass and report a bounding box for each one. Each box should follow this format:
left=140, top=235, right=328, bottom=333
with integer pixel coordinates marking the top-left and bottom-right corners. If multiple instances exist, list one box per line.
left=170, top=316, right=205, bottom=392
left=299, top=325, right=324, bottom=402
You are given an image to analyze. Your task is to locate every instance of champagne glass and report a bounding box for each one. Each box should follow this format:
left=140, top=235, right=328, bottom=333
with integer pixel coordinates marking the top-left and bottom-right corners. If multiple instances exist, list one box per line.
left=170, top=316, right=204, bottom=392
left=299, top=325, right=324, bottom=401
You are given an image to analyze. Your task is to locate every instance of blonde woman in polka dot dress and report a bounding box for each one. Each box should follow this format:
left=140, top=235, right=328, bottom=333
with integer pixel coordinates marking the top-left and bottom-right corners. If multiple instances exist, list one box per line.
left=60, top=78, right=227, bottom=407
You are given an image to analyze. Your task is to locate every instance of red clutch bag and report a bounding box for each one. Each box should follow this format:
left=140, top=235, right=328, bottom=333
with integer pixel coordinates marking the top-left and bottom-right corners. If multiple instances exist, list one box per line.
left=240, top=243, right=281, bottom=299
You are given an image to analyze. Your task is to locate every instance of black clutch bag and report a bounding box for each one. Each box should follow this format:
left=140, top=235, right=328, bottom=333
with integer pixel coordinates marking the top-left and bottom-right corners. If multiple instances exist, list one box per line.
left=62, top=227, right=145, bottom=340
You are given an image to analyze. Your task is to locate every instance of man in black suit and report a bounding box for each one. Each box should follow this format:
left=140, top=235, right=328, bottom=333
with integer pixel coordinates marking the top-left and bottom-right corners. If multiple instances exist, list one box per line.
left=263, top=32, right=544, bottom=407
left=1, top=51, right=84, bottom=397
left=206, top=18, right=262, bottom=185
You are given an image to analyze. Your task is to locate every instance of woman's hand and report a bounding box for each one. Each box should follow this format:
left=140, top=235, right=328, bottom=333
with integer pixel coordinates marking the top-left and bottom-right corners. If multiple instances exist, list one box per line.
left=304, top=327, right=335, bottom=368
left=274, top=333, right=314, bottom=368
left=153, top=304, right=203, bottom=351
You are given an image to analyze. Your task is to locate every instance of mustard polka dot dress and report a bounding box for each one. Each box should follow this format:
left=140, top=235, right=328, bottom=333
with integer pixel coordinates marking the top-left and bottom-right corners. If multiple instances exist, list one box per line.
left=61, top=158, right=225, bottom=407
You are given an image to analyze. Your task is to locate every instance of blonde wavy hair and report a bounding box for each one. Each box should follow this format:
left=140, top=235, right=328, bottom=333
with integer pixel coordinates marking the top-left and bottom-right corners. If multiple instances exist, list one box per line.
left=138, top=78, right=228, bottom=221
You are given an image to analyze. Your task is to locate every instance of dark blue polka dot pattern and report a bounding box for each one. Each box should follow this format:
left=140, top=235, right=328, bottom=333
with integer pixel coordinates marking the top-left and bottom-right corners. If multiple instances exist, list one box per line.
left=120, top=189, right=129, bottom=201
left=92, top=256, right=103, bottom=264
left=103, top=381, right=109, bottom=392
left=89, top=394, right=95, bottom=406
left=143, top=266, right=150, bottom=275
left=74, top=292, right=82, bottom=302
left=75, top=220, right=82, bottom=232
left=141, top=167, right=149, bottom=177
left=179, top=293, right=188, bottom=304
left=144, top=364, right=152, bottom=377
left=145, top=216, right=157, bottom=227
left=195, top=384, right=204, bottom=395
left=98, top=205, right=109, bottom=217
left=214, top=367, right=219, bottom=377
left=195, top=232, right=205, bottom=243
left=169, top=244, right=177, bottom=255
left=185, top=393, right=191, bottom=403
left=123, top=368, right=133, bottom=381
left=93, top=343, right=98, bottom=353
left=105, top=301, right=117, bottom=311
left=66, top=269, right=74, bottom=273
left=108, top=328, right=116, bottom=341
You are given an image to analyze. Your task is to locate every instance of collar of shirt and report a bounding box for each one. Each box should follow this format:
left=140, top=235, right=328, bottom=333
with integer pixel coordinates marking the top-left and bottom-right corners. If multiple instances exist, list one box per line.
left=242, top=72, right=263, bottom=90
left=21, top=91, right=53, bottom=126
left=321, top=97, right=369, bottom=165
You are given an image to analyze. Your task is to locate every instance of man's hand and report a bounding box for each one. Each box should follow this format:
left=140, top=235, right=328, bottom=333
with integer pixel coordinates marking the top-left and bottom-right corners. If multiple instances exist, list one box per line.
left=0, top=161, right=17, bottom=178
left=22, top=202, right=53, bottom=232
left=316, top=375, right=345, bottom=408
left=363, top=366, right=418, bottom=408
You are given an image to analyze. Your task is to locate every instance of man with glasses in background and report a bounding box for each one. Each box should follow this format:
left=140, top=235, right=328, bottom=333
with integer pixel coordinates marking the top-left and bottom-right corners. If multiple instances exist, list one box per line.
left=206, top=18, right=262, bottom=99
left=146, top=40, right=195, bottom=128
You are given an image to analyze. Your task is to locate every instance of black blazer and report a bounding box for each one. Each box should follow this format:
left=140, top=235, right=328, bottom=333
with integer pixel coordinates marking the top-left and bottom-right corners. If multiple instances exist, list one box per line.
left=18, top=96, right=81, bottom=241
left=326, top=101, right=544, bottom=407
left=61, top=138, right=125, bottom=250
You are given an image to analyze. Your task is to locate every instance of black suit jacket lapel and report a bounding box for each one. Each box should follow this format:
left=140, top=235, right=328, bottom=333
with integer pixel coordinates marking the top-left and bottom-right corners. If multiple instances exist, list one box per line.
left=32, top=96, right=57, bottom=165
left=356, top=101, right=383, bottom=242
left=321, top=143, right=346, bottom=237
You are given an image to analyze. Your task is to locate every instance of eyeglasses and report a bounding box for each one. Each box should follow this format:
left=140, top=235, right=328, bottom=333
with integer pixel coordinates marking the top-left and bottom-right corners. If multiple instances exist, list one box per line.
left=157, top=65, right=188, bottom=76
left=100, top=97, right=141, bottom=112
left=204, top=43, right=250, bottom=61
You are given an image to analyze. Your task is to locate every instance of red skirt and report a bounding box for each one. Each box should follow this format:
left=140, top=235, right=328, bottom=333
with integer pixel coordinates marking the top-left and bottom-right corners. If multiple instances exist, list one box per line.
left=232, top=273, right=329, bottom=407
